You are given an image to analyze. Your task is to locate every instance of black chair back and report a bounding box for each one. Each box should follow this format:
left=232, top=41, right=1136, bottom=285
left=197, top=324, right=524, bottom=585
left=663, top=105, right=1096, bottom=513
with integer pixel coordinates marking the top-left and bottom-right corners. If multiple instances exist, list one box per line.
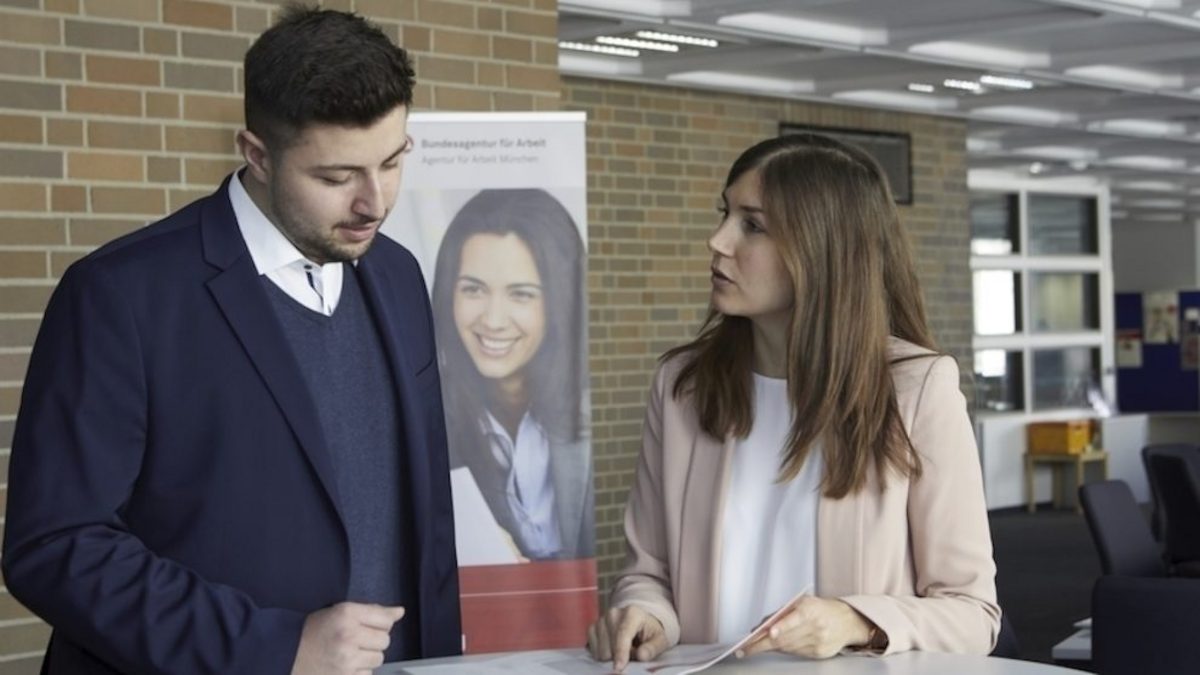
left=1146, top=451, right=1200, bottom=568
left=1078, top=480, right=1165, bottom=577
left=989, top=612, right=1021, bottom=659
left=1141, top=443, right=1200, bottom=539
left=1092, top=575, right=1200, bottom=675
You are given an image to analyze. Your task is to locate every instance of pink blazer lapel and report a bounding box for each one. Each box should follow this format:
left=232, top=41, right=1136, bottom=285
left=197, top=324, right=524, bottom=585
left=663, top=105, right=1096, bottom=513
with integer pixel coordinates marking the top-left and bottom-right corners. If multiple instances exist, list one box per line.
left=678, top=431, right=736, bottom=643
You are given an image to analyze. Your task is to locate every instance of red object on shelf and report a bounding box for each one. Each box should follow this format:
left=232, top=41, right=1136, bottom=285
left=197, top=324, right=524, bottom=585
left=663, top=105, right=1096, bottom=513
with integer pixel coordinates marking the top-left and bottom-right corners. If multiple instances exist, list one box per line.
left=458, top=558, right=598, bottom=653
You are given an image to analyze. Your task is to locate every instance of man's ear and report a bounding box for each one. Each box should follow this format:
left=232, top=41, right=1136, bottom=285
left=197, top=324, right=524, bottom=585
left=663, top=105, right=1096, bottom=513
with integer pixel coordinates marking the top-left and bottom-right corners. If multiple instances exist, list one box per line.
left=237, top=130, right=271, bottom=184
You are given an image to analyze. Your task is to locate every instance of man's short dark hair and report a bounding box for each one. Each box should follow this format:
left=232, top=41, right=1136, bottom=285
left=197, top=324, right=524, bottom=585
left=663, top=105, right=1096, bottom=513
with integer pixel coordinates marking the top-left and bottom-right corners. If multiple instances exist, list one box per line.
left=244, top=5, right=415, bottom=150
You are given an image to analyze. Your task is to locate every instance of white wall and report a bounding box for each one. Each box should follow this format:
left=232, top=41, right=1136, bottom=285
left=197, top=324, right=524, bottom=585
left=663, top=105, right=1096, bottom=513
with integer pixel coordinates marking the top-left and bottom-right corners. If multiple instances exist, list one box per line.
left=1112, top=220, right=1199, bottom=292
left=977, top=414, right=1150, bottom=510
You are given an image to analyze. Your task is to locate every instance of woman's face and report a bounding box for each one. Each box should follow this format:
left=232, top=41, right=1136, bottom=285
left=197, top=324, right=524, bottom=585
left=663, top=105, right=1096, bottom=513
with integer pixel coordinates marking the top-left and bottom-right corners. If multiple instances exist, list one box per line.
left=453, top=232, right=547, bottom=383
left=708, top=168, right=795, bottom=325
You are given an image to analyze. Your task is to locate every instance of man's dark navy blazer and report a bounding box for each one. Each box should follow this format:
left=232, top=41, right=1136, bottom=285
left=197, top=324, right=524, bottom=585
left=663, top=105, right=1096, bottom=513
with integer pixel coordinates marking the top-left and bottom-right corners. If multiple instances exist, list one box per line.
left=2, top=175, right=462, bottom=674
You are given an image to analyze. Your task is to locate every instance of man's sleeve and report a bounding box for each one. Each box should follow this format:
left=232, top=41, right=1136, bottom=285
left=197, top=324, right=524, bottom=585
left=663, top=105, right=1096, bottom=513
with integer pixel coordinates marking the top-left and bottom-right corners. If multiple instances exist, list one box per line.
left=1, top=261, right=306, bottom=674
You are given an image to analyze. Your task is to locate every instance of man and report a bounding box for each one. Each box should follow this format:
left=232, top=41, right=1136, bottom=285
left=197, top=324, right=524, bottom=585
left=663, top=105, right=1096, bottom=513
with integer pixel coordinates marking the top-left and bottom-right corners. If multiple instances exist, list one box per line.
left=2, top=7, right=460, bottom=674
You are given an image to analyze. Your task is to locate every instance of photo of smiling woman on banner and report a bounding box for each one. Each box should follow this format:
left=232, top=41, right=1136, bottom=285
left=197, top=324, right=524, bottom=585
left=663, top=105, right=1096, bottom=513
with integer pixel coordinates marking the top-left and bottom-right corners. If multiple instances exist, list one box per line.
left=431, top=188, right=593, bottom=561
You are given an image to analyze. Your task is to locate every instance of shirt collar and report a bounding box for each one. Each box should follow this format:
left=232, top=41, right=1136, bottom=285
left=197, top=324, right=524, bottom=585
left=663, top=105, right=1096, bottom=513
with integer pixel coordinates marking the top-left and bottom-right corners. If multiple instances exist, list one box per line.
left=228, top=168, right=320, bottom=276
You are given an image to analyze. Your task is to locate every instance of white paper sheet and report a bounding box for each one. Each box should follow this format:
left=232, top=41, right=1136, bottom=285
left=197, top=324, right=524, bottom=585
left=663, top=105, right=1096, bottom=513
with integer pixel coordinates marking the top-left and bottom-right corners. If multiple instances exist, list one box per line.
left=394, top=587, right=812, bottom=675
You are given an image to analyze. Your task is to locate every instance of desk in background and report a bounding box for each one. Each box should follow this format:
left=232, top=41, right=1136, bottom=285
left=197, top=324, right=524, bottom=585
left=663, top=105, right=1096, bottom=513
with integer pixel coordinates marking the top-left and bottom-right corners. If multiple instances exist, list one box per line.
left=387, top=649, right=1090, bottom=674
left=1024, top=450, right=1109, bottom=513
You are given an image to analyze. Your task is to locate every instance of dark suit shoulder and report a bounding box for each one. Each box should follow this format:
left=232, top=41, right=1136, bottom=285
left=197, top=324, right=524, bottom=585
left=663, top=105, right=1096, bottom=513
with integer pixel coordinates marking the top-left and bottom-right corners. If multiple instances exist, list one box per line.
left=65, top=192, right=216, bottom=283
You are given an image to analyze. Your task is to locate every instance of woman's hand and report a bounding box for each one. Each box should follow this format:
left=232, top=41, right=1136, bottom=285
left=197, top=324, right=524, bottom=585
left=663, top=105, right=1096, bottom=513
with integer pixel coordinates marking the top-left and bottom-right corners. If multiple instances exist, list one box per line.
left=586, top=605, right=669, bottom=671
left=738, top=597, right=876, bottom=660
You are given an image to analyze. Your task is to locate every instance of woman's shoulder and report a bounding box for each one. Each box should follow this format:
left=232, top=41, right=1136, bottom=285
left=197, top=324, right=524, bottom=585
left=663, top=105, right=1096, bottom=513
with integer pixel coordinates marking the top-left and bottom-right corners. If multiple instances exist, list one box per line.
left=887, top=336, right=960, bottom=401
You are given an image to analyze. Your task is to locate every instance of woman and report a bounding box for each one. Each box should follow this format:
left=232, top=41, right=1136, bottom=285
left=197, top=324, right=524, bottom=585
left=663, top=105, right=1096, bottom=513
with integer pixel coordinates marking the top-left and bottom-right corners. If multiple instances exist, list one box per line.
left=587, top=134, right=999, bottom=668
left=431, top=188, right=593, bottom=560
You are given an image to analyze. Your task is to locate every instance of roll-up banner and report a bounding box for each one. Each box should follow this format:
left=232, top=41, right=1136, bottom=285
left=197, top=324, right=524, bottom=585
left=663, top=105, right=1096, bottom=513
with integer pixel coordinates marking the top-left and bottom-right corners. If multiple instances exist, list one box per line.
left=382, top=112, right=595, bottom=653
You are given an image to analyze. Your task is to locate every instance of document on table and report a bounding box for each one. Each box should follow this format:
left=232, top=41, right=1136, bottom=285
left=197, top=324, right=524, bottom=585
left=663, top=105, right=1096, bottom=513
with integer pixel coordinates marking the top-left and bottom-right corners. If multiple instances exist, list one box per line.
left=394, top=586, right=811, bottom=675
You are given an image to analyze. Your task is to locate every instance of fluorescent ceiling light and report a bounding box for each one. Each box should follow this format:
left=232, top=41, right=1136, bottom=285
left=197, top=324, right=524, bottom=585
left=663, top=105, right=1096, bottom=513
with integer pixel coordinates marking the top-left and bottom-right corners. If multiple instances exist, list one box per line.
left=1087, top=118, right=1185, bottom=136
left=1105, top=0, right=1179, bottom=9
left=832, top=89, right=956, bottom=112
left=908, top=41, right=1048, bottom=69
left=558, top=52, right=643, bottom=76
left=1125, top=198, right=1186, bottom=209
left=558, top=41, right=639, bottom=58
left=1118, top=179, right=1182, bottom=192
left=596, top=36, right=678, bottom=52
left=980, top=74, right=1034, bottom=90
left=1105, top=155, right=1188, bottom=170
left=944, top=78, right=983, bottom=92
left=966, top=136, right=1002, bottom=152
left=1064, top=64, right=1181, bottom=90
left=635, top=30, right=718, bottom=48
left=667, top=71, right=813, bottom=94
left=1135, top=212, right=1186, bottom=222
left=559, top=0, right=689, bottom=16
left=907, top=83, right=935, bottom=93
left=972, top=106, right=1074, bottom=125
left=719, top=12, right=887, bottom=46
left=1013, top=145, right=1097, bottom=161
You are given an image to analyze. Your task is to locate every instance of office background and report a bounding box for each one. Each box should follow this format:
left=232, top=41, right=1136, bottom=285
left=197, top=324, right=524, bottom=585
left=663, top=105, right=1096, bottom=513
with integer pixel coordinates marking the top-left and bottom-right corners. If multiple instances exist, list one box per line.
left=0, top=0, right=1072, bottom=670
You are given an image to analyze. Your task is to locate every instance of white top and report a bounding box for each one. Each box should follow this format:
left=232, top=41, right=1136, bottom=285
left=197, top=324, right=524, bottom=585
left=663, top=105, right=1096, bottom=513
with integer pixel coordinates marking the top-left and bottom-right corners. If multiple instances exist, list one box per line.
left=228, top=170, right=344, bottom=316
left=483, top=410, right=561, bottom=559
left=717, top=373, right=823, bottom=643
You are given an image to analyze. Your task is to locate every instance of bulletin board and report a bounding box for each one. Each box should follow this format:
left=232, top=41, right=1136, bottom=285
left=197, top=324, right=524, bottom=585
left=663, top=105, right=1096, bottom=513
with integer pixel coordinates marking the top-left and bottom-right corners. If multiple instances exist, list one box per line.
left=1114, top=290, right=1200, bottom=412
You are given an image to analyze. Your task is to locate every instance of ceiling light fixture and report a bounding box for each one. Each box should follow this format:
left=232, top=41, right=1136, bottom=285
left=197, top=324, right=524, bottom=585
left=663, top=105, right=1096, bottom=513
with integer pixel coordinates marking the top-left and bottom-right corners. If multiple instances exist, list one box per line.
left=596, top=36, right=679, bottom=52
left=1105, top=155, right=1188, bottom=171
left=972, top=106, right=1072, bottom=125
left=944, top=78, right=983, bottom=93
left=907, top=83, right=935, bottom=93
left=1013, top=145, right=1097, bottom=161
left=634, top=30, right=718, bottom=47
left=979, top=74, right=1034, bottom=90
left=719, top=13, right=887, bottom=46
left=832, top=89, right=956, bottom=112
left=558, top=41, right=640, bottom=58
left=909, top=41, right=1048, bottom=69
left=1065, top=64, right=1181, bottom=90
left=1087, top=118, right=1185, bottom=137
left=667, top=71, right=811, bottom=94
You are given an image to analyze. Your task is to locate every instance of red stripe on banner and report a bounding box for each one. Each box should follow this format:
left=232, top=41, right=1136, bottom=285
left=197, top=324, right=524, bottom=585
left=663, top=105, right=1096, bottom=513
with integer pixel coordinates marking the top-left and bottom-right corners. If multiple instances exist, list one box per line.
left=458, top=559, right=599, bottom=653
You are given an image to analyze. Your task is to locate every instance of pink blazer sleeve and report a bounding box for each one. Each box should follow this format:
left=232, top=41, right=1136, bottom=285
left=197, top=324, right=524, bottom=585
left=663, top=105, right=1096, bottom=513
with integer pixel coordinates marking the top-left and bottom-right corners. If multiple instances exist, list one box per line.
left=608, top=363, right=682, bottom=647
left=839, top=356, right=1001, bottom=655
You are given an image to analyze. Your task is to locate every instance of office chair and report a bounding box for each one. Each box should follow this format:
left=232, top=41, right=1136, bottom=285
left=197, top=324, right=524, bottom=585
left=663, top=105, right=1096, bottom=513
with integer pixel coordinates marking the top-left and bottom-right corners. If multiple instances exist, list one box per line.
left=1092, top=575, right=1200, bottom=675
left=1145, top=452, right=1200, bottom=577
left=990, top=612, right=1021, bottom=659
left=1141, top=443, right=1200, bottom=540
left=1078, top=480, right=1166, bottom=577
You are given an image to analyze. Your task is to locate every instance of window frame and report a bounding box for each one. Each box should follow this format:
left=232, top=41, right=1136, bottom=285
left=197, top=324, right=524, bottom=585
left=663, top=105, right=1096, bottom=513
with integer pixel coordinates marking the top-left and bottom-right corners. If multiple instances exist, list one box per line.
left=969, top=174, right=1114, bottom=418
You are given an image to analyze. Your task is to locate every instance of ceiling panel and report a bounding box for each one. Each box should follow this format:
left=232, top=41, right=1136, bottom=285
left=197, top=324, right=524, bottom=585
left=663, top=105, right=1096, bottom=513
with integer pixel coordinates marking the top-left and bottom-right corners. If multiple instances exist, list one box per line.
left=559, top=0, right=1200, bottom=223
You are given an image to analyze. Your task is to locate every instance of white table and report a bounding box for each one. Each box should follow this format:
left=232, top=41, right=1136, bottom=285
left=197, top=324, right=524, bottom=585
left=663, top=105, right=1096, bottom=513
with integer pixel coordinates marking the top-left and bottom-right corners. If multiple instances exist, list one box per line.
left=385, top=648, right=1090, bottom=674
left=1051, top=629, right=1091, bottom=662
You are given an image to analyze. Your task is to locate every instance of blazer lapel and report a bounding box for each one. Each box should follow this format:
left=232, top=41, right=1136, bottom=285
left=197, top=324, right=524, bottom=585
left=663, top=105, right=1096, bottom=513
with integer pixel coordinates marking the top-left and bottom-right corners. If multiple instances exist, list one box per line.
left=199, top=181, right=345, bottom=524
left=549, top=437, right=589, bottom=556
left=680, top=432, right=736, bottom=642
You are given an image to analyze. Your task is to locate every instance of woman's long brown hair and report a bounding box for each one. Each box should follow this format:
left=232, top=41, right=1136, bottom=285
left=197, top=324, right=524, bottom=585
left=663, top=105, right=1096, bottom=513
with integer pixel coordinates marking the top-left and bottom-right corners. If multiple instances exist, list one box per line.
left=665, top=134, right=937, bottom=498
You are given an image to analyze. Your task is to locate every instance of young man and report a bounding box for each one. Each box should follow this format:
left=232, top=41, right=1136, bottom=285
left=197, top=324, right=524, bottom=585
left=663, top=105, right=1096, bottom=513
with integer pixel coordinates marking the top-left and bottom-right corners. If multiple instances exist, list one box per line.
left=2, top=8, right=460, bottom=674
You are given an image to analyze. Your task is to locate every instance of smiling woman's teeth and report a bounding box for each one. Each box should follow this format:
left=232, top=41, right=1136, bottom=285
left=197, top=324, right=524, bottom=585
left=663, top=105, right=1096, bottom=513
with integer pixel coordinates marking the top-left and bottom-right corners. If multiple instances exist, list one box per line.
left=478, top=335, right=516, bottom=354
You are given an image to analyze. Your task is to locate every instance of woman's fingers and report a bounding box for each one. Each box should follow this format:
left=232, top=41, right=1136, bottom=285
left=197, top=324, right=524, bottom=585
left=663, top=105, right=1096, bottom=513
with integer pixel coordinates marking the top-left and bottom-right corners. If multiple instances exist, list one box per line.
left=634, top=625, right=670, bottom=662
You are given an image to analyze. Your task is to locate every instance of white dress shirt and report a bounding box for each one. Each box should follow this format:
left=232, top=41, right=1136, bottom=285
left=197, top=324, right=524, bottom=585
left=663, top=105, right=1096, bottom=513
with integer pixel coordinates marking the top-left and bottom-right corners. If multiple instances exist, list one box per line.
left=716, top=373, right=822, bottom=643
left=228, top=170, right=344, bottom=316
left=484, top=410, right=561, bottom=559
